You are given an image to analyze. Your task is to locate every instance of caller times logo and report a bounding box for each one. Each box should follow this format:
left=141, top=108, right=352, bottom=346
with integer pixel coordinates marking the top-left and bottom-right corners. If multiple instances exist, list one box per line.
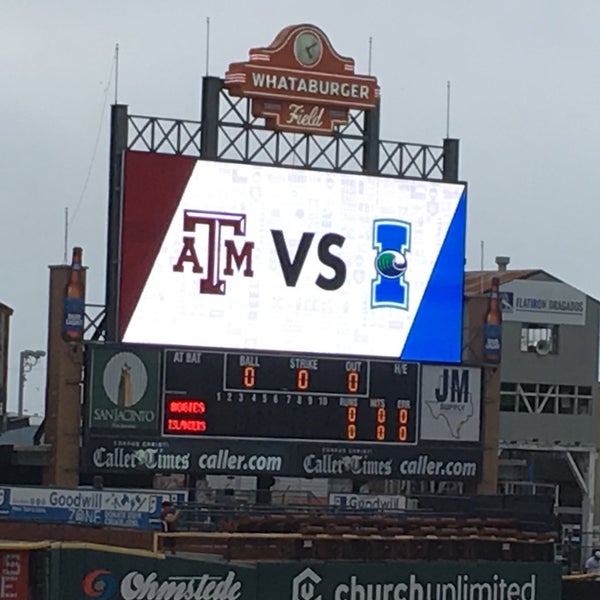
left=83, top=570, right=117, bottom=600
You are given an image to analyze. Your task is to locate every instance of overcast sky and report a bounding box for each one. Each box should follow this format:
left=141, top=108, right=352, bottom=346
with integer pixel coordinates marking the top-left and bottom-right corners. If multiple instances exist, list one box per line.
left=2, top=1, right=599, bottom=415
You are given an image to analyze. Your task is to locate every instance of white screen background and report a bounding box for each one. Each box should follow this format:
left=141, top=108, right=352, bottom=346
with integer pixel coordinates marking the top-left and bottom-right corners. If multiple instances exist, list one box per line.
left=123, top=161, right=465, bottom=358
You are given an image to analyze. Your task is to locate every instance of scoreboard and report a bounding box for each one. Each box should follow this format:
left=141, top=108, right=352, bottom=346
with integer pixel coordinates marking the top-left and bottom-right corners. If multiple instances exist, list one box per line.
left=163, top=350, right=419, bottom=444
left=84, top=343, right=483, bottom=480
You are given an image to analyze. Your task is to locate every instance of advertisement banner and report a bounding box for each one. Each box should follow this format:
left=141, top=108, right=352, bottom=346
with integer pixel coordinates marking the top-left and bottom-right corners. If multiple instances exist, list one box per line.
left=53, top=549, right=256, bottom=600
left=87, top=345, right=161, bottom=432
left=328, top=493, right=407, bottom=511
left=225, top=24, right=379, bottom=135
left=0, top=551, right=28, bottom=600
left=0, top=486, right=186, bottom=529
left=500, top=279, right=586, bottom=326
left=84, top=437, right=290, bottom=478
left=293, top=441, right=481, bottom=480
left=258, top=561, right=562, bottom=600
left=120, top=156, right=467, bottom=363
left=51, top=550, right=562, bottom=600
left=483, top=323, right=502, bottom=363
left=420, top=365, right=481, bottom=442
left=83, top=436, right=482, bottom=480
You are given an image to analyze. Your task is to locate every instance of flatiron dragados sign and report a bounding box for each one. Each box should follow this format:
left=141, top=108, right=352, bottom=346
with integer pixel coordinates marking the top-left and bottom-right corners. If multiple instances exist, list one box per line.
left=225, top=24, right=379, bottom=134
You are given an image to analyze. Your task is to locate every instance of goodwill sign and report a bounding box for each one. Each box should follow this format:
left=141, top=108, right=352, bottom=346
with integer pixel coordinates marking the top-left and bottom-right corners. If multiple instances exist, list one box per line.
left=0, top=486, right=187, bottom=529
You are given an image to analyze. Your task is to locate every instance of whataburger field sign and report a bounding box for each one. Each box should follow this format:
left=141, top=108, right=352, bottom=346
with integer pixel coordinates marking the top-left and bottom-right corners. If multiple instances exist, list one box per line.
left=225, top=24, right=379, bottom=134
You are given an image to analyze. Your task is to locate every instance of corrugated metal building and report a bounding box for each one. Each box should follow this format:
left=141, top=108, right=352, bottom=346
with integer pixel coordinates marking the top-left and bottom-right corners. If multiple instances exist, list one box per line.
left=466, top=259, right=600, bottom=567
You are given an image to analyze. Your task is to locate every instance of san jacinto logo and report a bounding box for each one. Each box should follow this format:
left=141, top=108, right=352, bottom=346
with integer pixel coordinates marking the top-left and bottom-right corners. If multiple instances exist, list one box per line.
left=89, top=347, right=160, bottom=432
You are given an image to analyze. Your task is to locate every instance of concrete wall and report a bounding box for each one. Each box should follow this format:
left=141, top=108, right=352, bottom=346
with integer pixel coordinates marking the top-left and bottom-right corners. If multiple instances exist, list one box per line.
left=501, top=413, right=595, bottom=445
left=500, top=300, right=599, bottom=385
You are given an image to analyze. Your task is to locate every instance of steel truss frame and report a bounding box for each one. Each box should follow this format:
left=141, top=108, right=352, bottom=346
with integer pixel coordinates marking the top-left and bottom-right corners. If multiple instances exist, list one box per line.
left=127, top=78, right=454, bottom=180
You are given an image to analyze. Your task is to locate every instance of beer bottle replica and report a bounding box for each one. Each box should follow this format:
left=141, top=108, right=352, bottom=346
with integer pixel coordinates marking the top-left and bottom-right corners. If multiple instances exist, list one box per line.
left=483, top=276, right=502, bottom=364
left=63, top=247, right=85, bottom=342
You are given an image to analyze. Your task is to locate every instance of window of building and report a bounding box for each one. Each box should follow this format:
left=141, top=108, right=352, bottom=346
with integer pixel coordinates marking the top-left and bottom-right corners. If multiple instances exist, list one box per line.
left=558, top=397, right=574, bottom=415
left=500, top=382, right=517, bottom=412
left=577, top=398, right=592, bottom=415
left=519, top=324, right=559, bottom=354
left=500, top=382, right=593, bottom=415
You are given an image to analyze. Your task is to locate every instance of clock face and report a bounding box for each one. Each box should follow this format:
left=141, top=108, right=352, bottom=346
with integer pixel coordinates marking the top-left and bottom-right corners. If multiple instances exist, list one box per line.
left=294, top=31, right=323, bottom=67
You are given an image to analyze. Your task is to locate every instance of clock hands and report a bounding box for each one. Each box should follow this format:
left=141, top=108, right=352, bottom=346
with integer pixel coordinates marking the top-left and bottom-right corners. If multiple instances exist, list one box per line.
left=305, top=41, right=318, bottom=60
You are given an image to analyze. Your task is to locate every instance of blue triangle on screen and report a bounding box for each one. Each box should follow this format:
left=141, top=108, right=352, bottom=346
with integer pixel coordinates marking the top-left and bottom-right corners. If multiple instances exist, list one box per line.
left=400, top=189, right=467, bottom=363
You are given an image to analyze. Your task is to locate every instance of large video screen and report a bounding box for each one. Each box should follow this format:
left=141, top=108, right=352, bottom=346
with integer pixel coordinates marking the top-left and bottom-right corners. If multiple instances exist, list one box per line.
left=119, top=153, right=467, bottom=362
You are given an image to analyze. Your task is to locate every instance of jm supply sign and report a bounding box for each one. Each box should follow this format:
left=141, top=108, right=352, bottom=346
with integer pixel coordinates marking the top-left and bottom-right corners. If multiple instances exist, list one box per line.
left=419, top=366, right=482, bottom=442
left=225, top=24, right=379, bottom=134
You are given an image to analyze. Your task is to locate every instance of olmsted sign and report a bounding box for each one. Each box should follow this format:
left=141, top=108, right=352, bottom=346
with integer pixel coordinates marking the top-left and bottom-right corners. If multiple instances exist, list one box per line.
left=225, top=24, right=379, bottom=134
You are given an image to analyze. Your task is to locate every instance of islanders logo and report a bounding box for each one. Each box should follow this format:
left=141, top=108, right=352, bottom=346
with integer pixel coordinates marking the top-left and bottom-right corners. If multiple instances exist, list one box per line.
left=82, top=570, right=117, bottom=600
left=371, top=219, right=411, bottom=309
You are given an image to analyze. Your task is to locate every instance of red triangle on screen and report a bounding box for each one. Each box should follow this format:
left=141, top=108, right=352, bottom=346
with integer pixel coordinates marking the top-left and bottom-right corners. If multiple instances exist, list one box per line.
left=119, top=151, right=196, bottom=339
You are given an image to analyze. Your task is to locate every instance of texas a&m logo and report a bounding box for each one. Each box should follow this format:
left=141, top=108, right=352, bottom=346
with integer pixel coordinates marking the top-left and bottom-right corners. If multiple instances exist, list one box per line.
left=172, top=210, right=347, bottom=295
left=371, top=219, right=411, bottom=310
left=172, top=210, right=255, bottom=295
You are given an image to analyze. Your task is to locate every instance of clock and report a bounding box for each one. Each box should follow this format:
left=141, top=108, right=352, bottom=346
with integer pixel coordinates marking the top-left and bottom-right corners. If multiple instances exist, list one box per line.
left=294, top=31, right=323, bottom=67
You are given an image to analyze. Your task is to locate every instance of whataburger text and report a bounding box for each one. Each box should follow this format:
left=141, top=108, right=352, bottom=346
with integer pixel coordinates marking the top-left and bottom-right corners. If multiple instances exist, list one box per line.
left=247, top=72, right=372, bottom=102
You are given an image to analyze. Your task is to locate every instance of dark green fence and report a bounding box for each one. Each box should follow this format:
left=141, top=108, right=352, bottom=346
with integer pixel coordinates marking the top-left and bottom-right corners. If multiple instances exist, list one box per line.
left=44, top=546, right=562, bottom=600
left=257, top=561, right=561, bottom=600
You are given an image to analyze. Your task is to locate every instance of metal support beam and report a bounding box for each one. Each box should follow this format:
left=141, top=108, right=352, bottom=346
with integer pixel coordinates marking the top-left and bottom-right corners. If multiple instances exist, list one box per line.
left=566, top=451, right=588, bottom=494
left=442, top=138, right=460, bottom=182
left=362, top=100, right=380, bottom=175
left=499, top=441, right=593, bottom=453
left=581, top=451, right=598, bottom=564
left=104, top=104, right=129, bottom=341
left=200, top=76, right=223, bottom=160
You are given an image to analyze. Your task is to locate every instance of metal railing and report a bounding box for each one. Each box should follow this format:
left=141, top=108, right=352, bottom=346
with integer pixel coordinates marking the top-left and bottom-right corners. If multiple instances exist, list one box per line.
left=127, top=113, right=447, bottom=180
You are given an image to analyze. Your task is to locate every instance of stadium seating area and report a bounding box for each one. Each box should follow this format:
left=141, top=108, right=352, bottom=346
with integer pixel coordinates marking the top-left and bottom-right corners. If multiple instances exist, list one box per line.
left=158, top=510, right=556, bottom=561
